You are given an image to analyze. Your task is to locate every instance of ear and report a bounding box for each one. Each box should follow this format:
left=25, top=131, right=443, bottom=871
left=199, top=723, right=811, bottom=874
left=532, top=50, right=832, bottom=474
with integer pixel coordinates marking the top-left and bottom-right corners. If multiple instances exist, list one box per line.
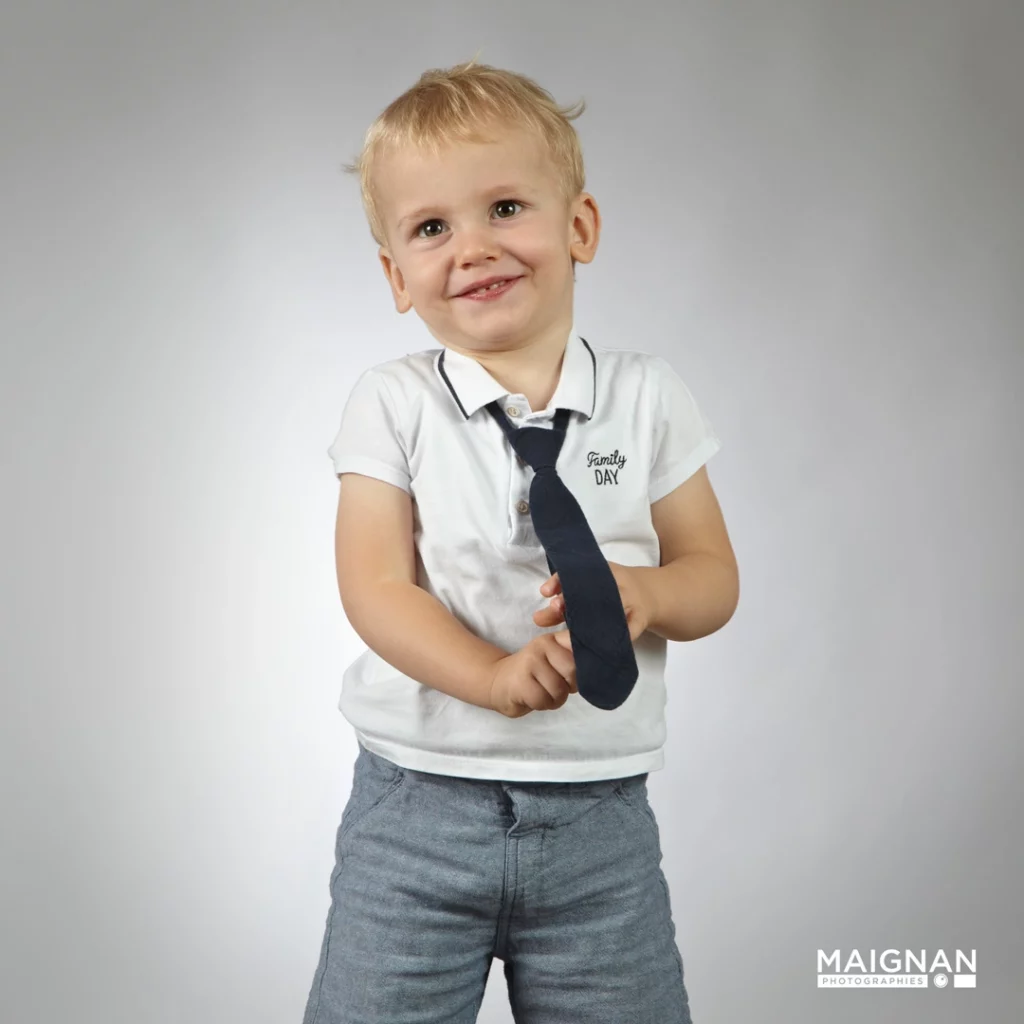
left=378, top=247, right=413, bottom=313
left=568, top=192, right=600, bottom=266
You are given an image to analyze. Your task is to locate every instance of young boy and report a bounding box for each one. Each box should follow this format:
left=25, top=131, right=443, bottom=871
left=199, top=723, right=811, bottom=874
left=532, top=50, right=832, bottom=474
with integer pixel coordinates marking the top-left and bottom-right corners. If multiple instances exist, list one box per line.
left=303, top=59, right=739, bottom=1024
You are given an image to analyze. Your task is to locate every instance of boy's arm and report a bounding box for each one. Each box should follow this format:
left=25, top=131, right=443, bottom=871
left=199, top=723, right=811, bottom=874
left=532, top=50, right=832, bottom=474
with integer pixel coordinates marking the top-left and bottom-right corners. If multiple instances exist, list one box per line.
left=637, top=464, right=739, bottom=642
left=336, top=472, right=508, bottom=710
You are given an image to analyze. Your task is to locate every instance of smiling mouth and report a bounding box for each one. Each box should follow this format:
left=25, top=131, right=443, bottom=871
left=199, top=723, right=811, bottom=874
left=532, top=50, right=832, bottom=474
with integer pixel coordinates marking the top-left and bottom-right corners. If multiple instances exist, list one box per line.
left=457, top=277, right=521, bottom=299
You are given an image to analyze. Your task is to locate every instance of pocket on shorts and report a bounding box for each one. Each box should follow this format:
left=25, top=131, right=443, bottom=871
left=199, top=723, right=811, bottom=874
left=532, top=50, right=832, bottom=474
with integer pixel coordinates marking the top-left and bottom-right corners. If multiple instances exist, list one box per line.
left=337, top=745, right=406, bottom=847
left=613, top=773, right=660, bottom=843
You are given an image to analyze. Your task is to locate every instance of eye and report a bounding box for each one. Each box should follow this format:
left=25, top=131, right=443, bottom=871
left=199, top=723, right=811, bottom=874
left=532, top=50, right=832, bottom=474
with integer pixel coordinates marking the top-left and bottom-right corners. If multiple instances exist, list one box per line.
left=494, top=199, right=522, bottom=219
left=416, top=218, right=445, bottom=239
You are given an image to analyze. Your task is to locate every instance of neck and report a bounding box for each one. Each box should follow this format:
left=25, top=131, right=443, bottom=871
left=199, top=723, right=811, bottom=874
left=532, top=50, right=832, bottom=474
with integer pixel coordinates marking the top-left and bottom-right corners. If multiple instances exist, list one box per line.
left=448, top=314, right=573, bottom=412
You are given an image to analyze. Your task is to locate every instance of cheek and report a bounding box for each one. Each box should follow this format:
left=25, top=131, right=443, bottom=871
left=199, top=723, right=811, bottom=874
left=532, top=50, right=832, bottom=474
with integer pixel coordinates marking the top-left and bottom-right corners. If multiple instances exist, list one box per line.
left=513, top=226, right=572, bottom=270
left=403, top=257, right=444, bottom=297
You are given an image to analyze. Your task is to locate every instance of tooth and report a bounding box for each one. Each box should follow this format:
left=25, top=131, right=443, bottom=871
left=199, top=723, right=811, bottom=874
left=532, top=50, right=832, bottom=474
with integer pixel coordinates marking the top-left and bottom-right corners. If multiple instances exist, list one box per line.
left=466, top=279, right=509, bottom=295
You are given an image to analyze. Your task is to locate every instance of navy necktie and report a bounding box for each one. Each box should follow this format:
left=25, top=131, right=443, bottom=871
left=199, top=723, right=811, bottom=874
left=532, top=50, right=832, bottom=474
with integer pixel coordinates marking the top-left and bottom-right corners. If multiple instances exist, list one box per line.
left=485, top=401, right=639, bottom=710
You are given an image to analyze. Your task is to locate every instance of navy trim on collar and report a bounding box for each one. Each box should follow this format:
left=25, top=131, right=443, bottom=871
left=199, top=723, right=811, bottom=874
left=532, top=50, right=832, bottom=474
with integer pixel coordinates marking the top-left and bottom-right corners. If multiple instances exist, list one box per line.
left=436, top=348, right=469, bottom=420
left=580, top=336, right=596, bottom=419
left=437, top=336, right=597, bottom=422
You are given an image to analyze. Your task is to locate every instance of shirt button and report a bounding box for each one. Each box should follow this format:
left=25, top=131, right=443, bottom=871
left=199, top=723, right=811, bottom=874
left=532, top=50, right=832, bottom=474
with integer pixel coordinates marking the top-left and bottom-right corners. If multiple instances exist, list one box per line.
left=515, top=499, right=530, bottom=514
left=506, top=405, right=520, bottom=417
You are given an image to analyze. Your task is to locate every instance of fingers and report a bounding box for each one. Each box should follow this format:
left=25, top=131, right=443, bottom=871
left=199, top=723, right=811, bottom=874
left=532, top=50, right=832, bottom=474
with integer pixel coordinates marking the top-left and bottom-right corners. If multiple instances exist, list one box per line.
left=528, top=635, right=577, bottom=707
left=532, top=595, right=566, bottom=628
left=532, top=667, right=573, bottom=708
left=545, top=632, right=577, bottom=689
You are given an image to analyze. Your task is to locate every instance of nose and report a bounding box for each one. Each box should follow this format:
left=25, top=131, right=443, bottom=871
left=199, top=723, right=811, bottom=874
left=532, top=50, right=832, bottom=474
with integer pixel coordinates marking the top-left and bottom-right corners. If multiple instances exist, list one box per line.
left=455, top=223, right=500, bottom=267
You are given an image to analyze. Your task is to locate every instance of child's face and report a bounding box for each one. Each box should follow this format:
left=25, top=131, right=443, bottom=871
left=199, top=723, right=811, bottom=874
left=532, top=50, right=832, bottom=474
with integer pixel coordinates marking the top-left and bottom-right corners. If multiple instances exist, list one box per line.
left=374, top=125, right=599, bottom=354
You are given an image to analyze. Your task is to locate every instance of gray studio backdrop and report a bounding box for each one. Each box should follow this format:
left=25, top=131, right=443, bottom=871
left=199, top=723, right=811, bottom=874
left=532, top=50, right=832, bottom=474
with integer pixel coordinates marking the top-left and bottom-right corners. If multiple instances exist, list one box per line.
left=2, top=2, right=1021, bottom=1022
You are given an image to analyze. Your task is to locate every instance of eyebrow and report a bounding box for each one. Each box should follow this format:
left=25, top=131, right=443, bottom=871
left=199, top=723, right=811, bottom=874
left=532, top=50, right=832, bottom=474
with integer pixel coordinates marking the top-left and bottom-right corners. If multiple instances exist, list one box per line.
left=396, top=184, right=535, bottom=230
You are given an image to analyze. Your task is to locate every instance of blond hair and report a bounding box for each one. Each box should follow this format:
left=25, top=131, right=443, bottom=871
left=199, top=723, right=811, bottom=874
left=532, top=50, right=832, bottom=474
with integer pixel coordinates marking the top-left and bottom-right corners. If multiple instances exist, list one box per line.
left=344, top=57, right=587, bottom=248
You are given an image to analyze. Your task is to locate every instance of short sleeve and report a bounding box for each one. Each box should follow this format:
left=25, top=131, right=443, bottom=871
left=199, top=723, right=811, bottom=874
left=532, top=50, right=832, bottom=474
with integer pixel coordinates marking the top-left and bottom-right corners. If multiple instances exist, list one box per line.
left=326, top=369, right=412, bottom=493
left=648, top=355, right=721, bottom=504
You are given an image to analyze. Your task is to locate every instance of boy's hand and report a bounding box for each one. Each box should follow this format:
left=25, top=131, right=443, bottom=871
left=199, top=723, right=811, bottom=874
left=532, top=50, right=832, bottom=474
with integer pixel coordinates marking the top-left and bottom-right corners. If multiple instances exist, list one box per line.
left=487, top=632, right=577, bottom=718
left=533, top=563, right=652, bottom=649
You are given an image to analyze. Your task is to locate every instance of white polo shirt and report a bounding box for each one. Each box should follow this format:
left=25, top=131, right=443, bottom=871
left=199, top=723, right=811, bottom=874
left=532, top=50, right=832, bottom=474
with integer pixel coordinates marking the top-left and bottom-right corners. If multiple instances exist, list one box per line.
left=326, top=322, right=721, bottom=781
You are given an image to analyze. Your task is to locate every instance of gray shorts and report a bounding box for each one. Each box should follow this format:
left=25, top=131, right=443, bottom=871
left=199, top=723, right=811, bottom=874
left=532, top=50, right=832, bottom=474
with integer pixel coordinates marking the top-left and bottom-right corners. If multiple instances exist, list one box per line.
left=302, top=741, right=693, bottom=1023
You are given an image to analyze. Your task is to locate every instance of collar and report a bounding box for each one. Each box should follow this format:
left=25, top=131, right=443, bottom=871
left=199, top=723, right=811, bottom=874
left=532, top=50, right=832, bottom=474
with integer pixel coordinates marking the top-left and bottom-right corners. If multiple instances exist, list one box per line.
left=434, top=324, right=597, bottom=421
